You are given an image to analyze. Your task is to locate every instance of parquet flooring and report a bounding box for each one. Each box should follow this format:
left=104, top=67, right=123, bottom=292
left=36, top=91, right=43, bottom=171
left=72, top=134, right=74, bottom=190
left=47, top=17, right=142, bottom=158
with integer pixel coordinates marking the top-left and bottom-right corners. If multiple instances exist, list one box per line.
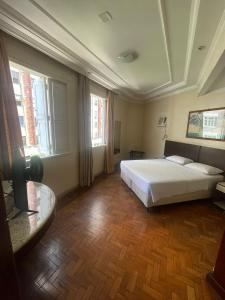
left=16, top=173, right=225, bottom=300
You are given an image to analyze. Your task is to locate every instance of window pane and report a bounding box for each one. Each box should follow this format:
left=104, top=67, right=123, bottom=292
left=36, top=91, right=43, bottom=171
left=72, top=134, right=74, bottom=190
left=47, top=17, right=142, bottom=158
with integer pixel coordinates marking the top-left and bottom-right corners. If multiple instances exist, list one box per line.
left=10, top=63, right=50, bottom=157
left=91, top=94, right=106, bottom=147
left=48, top=79, right=68, bottom=154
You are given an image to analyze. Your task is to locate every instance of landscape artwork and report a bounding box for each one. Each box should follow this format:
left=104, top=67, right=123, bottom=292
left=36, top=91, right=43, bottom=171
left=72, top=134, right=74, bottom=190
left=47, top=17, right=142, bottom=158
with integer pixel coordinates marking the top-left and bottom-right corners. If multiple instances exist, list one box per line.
left=186, top=108, right=225, bottom=141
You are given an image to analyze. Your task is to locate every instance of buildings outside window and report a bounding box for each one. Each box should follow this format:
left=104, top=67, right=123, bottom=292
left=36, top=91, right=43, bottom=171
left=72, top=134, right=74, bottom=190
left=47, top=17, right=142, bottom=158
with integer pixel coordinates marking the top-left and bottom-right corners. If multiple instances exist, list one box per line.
left=91, top=94, right=106, bottom=147
left=10, top=62, right=68, bottom=158
left=202, top=111, right=224, bottom=139
left=203, top=116, right=217, bottom=128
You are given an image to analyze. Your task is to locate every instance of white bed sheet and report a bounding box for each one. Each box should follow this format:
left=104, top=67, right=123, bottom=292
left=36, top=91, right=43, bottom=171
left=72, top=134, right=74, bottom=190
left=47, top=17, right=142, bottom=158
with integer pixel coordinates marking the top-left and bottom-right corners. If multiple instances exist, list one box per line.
left=120, top=159, right=223, bottom=207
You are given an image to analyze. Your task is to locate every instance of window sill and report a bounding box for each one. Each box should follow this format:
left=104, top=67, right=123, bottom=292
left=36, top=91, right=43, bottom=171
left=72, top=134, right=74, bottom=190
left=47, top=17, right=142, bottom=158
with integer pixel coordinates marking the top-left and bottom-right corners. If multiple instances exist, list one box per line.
left=26, top=152, right=71, bottom=162
left=92, top=144, right=106, bottom=149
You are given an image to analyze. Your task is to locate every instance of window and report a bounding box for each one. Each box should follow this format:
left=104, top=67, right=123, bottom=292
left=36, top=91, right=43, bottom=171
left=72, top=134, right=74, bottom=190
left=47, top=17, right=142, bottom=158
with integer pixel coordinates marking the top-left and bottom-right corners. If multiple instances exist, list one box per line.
left=203, top=116, right=217, bottom=128
left=91, top=94, right=106, bottom=147
left=18, top=116, right=25, bottom=128
left=10, top=63, right=68, bottom=158
left=11, top=69, right=20, bottom=84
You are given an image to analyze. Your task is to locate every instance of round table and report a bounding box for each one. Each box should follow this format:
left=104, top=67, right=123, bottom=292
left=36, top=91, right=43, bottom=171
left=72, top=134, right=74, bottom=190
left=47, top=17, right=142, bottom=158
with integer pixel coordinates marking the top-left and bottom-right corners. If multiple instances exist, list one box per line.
left=7, top=181, right=56, bottom=258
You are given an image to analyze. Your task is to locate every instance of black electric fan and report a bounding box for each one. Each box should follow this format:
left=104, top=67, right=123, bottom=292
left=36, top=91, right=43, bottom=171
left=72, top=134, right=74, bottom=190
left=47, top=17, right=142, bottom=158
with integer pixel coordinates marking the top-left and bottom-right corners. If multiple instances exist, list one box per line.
left=12, top=155, right=43, bottom=213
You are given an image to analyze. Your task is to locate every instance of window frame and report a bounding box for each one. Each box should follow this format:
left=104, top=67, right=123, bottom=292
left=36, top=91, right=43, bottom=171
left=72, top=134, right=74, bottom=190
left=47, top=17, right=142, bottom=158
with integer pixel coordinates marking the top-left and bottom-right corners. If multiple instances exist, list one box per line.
left=10, top=61, right=70, bottom=159
left=90, top=93, right=106, bottom=148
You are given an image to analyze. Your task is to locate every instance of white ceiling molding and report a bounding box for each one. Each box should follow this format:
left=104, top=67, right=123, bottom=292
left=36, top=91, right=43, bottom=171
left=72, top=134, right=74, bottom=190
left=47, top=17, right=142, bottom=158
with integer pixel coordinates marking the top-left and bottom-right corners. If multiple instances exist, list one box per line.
left=142, top=0, right=173, bottom=95
left=139, top=0, right=201, bottom=100
left=29, top=0, right=133, bottom=90
left=0, top=0, right=223, bottom=102
left=198, top=51, right=225, bottom=96
left=0, top=2, right=90, bottom=70
left=158, top=0, right=172, bottom=83
left=0, top=18, right=85, bottom=75
left=146, top=80, right=186, bottom=99
left=29, top=0, right=177, bottom=98
left=146, top=84, right=197, bottom=102
left=197, top=9, right=225, bottom=95
left=183, top=0, right=200, bottom=81
left=28, top=0, right=179, bottom=99
left=87, top=72, right=141, bottom=102
left=0, top=1, right=140, bottom=101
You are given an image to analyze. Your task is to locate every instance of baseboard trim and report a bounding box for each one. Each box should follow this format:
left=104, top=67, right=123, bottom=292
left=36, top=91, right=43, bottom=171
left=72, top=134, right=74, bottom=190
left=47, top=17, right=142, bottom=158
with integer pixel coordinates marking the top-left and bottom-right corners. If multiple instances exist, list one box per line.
left=56, top=186, right=81, bottom=210
left=206, top=272, right=225, bottom=299
left=56, top=172, right=107, bottom=210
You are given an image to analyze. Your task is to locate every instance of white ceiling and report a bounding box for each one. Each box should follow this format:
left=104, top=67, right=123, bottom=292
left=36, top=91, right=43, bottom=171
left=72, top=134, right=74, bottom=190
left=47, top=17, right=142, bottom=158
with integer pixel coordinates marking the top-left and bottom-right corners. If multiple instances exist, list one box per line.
left=0, top=0, right=225, bottom=101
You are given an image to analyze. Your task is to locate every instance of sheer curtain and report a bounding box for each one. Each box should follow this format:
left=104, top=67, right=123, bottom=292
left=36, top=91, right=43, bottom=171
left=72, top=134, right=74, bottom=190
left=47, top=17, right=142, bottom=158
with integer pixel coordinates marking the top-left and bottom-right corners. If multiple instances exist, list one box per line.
left=0, top=31, right=24, bottom=179
left=77, top=74, right=93, bottom=186
left=105, top=91, right=115, bottom=174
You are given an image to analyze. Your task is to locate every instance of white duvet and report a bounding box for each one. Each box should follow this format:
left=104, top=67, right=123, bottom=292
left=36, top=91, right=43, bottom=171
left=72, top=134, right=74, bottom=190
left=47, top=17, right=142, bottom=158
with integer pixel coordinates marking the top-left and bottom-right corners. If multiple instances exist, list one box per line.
left=120, top=159, right=223, bottom=204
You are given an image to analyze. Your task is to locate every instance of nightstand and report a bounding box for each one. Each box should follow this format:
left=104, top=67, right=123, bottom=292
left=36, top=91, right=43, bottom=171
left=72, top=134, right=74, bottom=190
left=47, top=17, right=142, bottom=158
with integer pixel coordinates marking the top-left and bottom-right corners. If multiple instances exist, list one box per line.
left=129, top=150, right=145, bottom=160
left=213, top=182, right=225, bottom=210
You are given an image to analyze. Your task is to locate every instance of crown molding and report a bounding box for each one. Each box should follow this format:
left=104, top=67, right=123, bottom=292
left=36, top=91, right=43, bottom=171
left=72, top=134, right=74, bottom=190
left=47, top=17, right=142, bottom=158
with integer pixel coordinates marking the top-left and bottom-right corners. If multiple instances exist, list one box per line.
left=0, top=0, right=206, bottom=102
left=140, top=0, right=200, bottom=100
left=0, top=1, right=142, bottom=102
left=140, top=0, right=172, bottom=96
left=29, top=0, right=177, bottom=98
left=87, top=72, right=142, bottom=102
left=197, top=9, right=225, bottom=95
left=30, top=0, right=176, bottom=98
left=157, top=0, right=172, bottom=83
left=183, top=0, right=200, bottom=81
left=145, top=84, right=197, bottom=102
left=29, top=0, right=133, bottom=89
left=145, top=80, right=186, bottom=100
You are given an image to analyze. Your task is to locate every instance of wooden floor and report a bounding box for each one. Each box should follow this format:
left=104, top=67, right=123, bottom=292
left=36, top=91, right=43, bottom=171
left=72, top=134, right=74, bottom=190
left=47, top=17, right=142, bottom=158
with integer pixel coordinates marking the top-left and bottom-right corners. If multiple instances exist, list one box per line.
left=17, top=173, right=225, bottom=300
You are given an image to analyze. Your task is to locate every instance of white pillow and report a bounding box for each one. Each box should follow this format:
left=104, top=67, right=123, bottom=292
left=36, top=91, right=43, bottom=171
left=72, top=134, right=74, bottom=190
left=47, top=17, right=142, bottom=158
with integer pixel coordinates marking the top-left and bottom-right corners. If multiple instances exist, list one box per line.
left=166, top=155, right=193, bottom=165
left=185, top=162, right=223, bottom=175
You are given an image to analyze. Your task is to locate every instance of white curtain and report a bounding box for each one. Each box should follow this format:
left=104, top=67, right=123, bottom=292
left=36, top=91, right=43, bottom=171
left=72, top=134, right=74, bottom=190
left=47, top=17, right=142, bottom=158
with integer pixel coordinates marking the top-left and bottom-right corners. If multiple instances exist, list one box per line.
left=77, top=74, right=93, bottom=186
left=105, top=91, right=115, bottom=174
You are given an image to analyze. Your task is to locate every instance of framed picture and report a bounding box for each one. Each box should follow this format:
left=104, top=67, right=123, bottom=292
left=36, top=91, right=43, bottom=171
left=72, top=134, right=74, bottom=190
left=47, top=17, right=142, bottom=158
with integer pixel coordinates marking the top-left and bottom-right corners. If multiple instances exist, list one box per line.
left=157, top=115, right=167, bottom=127
left=186, top=107, right=225, bottom=141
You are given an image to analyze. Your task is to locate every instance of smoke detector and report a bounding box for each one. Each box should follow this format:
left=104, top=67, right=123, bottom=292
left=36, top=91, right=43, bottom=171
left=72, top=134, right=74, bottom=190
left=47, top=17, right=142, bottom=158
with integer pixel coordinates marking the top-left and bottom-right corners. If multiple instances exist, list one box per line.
left=99, top=11, right=112, bottom=23
left=117, top=51, right=138, bottom=63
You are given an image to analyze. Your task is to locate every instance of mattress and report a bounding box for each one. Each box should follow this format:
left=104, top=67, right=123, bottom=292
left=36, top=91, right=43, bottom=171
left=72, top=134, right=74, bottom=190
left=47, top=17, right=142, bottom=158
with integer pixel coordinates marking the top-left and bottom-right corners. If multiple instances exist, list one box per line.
left=120, top=159, right=224, bottom=207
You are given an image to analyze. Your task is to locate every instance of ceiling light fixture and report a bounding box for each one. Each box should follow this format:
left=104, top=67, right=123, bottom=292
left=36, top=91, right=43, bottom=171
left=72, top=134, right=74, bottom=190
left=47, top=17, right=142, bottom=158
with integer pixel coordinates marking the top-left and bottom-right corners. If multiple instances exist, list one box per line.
left=98, top=11, right=112, bottom=23
left=117, top=51, right=138, bottom=63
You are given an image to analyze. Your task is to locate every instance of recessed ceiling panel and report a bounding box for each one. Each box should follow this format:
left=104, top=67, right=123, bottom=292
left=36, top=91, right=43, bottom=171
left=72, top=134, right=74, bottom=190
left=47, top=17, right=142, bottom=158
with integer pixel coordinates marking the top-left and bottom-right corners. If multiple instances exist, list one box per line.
left=30, top=0, right=171, bottom=92
left=164, top=0, right=191, bottom=83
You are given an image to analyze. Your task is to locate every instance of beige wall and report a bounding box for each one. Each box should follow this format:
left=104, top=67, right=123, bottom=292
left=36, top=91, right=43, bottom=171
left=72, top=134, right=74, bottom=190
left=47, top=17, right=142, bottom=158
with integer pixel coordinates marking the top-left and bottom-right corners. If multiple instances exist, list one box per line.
left=114, top=97, right=144, bottom=164
left=143, top=88, right=225, bottom=157
left=5, top=34, right=143, bottom=197
left=126, top=102, right=144, bottom=152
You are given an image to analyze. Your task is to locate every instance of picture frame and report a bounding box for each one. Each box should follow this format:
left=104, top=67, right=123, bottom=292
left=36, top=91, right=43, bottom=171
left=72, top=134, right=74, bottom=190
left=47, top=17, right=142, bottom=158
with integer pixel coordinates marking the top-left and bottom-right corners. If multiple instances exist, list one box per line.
left=186, top=107, right=225, bottom=141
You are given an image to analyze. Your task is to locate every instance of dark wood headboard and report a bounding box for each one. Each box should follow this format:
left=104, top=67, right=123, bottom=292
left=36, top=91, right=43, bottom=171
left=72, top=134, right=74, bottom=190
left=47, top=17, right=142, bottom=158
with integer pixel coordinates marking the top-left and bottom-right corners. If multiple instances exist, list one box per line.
left=164, top=140, right=225, bottom=171
left=198, top=146, right=225, bottom=171
left=164, top=140, right=200, bottom=161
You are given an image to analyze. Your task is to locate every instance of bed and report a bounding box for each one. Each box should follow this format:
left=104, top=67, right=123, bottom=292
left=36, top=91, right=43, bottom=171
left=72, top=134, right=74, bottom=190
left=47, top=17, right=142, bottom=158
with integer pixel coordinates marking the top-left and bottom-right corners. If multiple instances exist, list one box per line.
left=120, top=141, right=225, bottom=208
